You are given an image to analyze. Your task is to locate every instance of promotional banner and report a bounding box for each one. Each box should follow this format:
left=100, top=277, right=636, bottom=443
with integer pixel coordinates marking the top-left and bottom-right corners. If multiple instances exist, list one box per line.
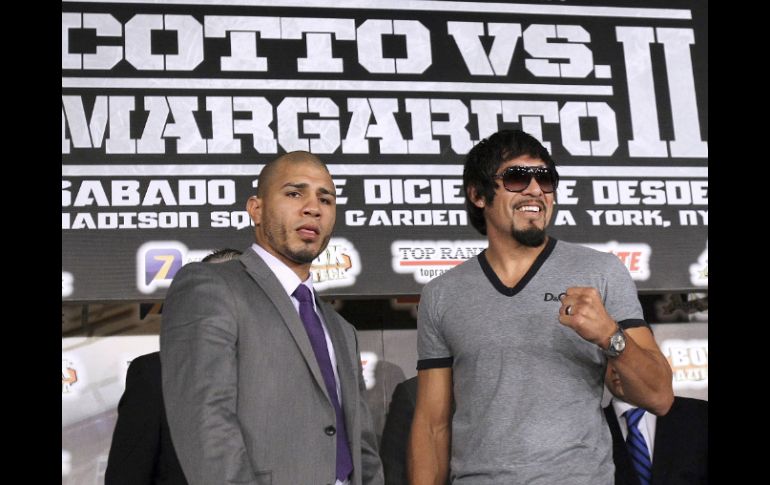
left=62, top=0, right=708, bottom=301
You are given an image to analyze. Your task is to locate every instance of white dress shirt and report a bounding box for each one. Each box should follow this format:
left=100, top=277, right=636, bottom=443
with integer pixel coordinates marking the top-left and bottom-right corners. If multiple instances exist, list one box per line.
left=611, top=398, right=658, bottom=461
left=252, top=244, right=349, bottom=485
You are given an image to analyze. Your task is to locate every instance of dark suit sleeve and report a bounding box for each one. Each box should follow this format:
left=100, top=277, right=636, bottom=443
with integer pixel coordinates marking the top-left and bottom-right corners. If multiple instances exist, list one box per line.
left=604, top=404, right=639, bottom=485
left=354, top=331, right=386, bottom=485
left=380, top=379, right=417, bottom=485
left=160, top=263, right=256, bottom=484
left=654, top=397, right=708, bottom=485
left=105, top=354, right=161, bottom=485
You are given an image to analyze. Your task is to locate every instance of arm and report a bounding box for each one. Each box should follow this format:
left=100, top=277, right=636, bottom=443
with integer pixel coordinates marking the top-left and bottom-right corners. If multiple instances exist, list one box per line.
left=559, top=254, right=674, bottom=416
left=160, top=263, right=257, bottom=484
left=407, top=368, right=452, bottom=485
left=605, top=326, right=674, bottom=415
left=105, top=355, right=161, bottom=485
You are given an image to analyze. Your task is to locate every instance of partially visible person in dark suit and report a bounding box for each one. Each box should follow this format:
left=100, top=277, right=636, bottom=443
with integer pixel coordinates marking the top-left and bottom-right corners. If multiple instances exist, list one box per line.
left=105, top=248, right=242, bottom=485
left=381, top=377, right=449, bottom=485
left=380, top=377, right=417, bottom=485
left=604, top=364, right=708, bottom=485
left=105, top=352, right=185, bottom=485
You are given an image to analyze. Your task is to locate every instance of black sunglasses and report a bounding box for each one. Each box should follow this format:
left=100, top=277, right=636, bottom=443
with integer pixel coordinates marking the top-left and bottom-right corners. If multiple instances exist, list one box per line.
left=492, top=165, right=558, bottom=193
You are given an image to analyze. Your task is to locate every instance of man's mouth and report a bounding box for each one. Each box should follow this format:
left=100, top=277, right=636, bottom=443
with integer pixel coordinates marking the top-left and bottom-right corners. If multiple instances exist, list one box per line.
left=516, top=205, right=541, bottom=213
left=297, top=225, right=320, bottom=239
left=515, top=201, right=545, bottom=214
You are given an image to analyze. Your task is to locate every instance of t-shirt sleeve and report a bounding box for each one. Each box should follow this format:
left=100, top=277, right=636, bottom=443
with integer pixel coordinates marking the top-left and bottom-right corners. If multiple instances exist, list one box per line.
left=602, top=253, right=648, bottom=330
left=416, top=282, right=453, bottom=370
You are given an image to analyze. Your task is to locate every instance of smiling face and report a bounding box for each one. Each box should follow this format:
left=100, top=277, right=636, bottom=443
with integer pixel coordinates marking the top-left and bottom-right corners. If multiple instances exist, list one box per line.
left=248, top=157, right=336, bottom=278
left=475, top=155, right=555, bottom=248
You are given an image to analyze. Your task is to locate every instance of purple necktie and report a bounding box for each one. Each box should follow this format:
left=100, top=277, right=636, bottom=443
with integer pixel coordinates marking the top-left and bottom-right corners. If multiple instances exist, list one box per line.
left=293, top=284, right=353, bottom=482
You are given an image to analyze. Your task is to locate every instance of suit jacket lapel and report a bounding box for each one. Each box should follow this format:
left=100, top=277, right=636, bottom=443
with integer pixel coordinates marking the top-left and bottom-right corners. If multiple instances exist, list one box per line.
left=651, top=411, right=675, bottom=483
left=319, top=301, right=358, bottom=427
left=239, top=251, right=331, bottom=403
left=604, top=405, right=642, bottom=485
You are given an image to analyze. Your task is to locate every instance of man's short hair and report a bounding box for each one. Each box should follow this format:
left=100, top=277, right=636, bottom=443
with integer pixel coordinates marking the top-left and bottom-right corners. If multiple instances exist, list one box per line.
left=202, top=248, right=242, bottom=263
left=256, top=151, right=329, bottom=197
left=463, top=130, right=558, bottom=235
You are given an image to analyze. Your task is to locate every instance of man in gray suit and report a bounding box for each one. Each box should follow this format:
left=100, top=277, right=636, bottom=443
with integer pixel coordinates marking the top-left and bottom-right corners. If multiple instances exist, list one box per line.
left=160, top=151, right=384, bottom=485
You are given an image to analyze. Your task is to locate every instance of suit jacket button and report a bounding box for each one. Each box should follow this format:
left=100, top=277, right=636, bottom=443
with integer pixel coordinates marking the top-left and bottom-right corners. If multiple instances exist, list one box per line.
left=324, top=425, right=336, bottom=436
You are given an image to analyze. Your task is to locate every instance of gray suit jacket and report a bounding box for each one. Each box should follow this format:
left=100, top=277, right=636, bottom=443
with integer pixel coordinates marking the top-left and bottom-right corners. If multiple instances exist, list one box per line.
left=160, top=249, right=384, bottom=485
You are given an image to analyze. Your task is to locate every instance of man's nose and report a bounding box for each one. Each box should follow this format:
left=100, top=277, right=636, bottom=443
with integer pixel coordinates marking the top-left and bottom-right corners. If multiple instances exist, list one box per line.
left=521, top=175, right=544, bottom=196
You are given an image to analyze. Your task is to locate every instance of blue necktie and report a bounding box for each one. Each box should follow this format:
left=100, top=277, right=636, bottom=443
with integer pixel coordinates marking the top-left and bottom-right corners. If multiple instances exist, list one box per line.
left=624, top=407, right=653, bottom=485
left=293, top=284, right=353, bottom=482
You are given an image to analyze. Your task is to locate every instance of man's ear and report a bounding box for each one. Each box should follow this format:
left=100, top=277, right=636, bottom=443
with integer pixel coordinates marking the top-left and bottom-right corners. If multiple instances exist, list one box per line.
left=246, top=195, right=262, bottom=225
left=468, top=186, right=485, bottom=209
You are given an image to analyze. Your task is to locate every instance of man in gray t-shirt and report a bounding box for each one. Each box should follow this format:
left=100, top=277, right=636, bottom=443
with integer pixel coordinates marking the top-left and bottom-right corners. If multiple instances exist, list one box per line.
left=408, top=129, right=674, bottom=485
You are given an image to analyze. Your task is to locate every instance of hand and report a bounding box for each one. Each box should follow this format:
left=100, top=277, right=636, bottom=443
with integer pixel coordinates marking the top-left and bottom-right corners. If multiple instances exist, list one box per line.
left=559, top=287, right=617, bottom=347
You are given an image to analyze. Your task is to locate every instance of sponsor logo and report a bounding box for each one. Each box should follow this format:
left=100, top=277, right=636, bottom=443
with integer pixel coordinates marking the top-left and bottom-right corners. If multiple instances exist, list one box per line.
left=689, top=242, right=708, bottom=287
left=544, top=292, right=566, bottom=302
left=62, top=271, right=74, bottom=298
left=660, top=339, right=708, bottom=390
left=136, top=241, right=212, bottom=294
left=392, top=240, right=487, bottom=284
left=582, top=241, right=651, bottom=281
left=61, top=359, right=78, bottom=394
left=360, top=351, right=378, bottom=391
left=311, top=238, right=361, bottom=291
left=138, top=239, right=358, bottom=294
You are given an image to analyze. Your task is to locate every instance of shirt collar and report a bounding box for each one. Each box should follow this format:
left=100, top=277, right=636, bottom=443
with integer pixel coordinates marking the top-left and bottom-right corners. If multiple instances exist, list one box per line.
left=611, top=397, right=638, bottom=421
left=251, top=243, right=316, bottom=301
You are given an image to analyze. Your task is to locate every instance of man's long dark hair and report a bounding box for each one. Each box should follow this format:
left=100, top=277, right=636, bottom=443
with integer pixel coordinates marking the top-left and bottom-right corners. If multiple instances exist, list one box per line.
left=463, top=130, right=559, bottom=235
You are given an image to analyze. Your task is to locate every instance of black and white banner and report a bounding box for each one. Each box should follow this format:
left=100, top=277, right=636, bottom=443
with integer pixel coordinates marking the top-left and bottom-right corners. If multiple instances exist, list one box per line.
left=62, top=0, right=708, bottom=301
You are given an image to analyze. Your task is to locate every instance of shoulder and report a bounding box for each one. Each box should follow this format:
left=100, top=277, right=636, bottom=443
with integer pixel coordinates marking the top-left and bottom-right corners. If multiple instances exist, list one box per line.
left=125, top=352, right=161, bottom=382
left=662, top=397, right=708, bottom=438
left=553, top=240, right=633, bottom=283
left=671, top=396, right=709, bottom=414
left=125, top=352, right=162, bottom=393
left=554, top=240, right=619, bottom=265
left=661, top=397, right=708, bottom=426
left=129, top=352, right=160, bottom=372
left=394, top=377, right=418, bottom=400
left=423, top=254, right=483, bottom=294
left=173, top=257, right=246, bottom=280
left=166, top=259, right=248, bottom=299
left=167, top=260, right=220, bottom=290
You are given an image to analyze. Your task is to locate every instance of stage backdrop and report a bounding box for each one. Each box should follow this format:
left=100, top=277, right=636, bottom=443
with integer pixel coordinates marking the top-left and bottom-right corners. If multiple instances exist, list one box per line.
left=62, top=0, right=707, bottom=301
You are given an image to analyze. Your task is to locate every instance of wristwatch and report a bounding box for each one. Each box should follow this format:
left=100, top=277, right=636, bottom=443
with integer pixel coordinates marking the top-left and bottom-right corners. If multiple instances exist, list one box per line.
left=602, top=326, right=626, bottom=357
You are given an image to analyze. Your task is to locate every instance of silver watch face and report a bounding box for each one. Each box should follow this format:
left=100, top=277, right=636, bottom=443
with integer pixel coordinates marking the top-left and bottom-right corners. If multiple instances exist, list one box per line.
left=603, top=328, right=626, bottom=357
left=610, top=331, right=626, bottom=353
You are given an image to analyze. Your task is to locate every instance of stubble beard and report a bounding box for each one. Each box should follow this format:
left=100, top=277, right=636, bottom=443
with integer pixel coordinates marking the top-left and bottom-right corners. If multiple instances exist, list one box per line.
left=266, top=224, right=330, bottom=264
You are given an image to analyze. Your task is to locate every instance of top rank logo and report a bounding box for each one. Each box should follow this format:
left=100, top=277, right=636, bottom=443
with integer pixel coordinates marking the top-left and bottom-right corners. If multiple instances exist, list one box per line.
left=392, top=240, right=487, bottom=284
left=582, top=241, right=651, bottom=281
